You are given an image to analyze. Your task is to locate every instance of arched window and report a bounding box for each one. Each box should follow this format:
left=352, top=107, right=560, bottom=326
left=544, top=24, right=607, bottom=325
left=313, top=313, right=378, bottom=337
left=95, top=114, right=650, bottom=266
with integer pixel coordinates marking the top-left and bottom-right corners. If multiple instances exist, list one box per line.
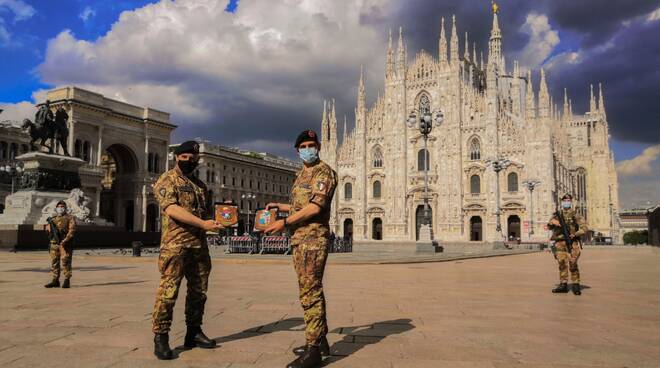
left=0, top=141, right=6, bottom=159
left=344, top=182, right=353, bottom=200
left=372, top=147, right=383, bottom=168
left=206, top=170, right=211, bottom=183
left=470, top=174, right=481, bottom=194
left=154, top=154, right=160, bottom=173
left=417, top=149, right=430, bottom=171
left=82, top=141, right=91, bottom=162
left=147, top=153, right=154, bottom=172
left=507, top=172, right=518, bottom=192
left=9, top=143, right=18, bottom=159
left=373, top=180, right=381, bottom=198
left=469, top=137, right=481, bottom=160
left=74, top=139, right=82, bottom=159
left=418, top=93, right=431, bottom=115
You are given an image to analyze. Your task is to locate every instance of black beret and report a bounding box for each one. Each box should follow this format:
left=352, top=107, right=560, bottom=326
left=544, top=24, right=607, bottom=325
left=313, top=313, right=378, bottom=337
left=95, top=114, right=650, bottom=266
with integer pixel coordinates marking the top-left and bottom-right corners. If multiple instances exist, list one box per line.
left=174, top=140, right=200, bottom=155
left=294, top=130, right=319, bottom=148
left=56, top=200, right=67, bottom=207
left=561, top=193, right=573, bottom=200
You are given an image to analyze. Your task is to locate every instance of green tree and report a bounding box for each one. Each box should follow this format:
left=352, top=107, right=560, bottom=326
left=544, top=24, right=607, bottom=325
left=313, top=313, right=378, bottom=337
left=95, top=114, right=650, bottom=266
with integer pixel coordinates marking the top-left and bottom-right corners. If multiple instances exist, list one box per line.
left=623, top=230, right=648, bottom=245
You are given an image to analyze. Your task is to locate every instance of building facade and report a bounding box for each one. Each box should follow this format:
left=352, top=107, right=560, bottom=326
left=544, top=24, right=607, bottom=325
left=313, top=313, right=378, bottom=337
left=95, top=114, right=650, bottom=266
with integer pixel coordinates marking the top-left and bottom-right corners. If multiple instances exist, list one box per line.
left=619, top=208, right=651, bottom=242
left=169, top=142, right=300, bottom=234
left=320, top=10, right=620, bottom=243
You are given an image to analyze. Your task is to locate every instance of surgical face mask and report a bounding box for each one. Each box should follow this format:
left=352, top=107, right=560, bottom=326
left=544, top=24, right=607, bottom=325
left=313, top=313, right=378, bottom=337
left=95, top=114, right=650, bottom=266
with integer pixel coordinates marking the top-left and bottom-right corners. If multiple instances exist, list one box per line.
left=177, top=159, right=198, bottom=175
left=561, top=201, right=572, bottom=209
left=56, top=207, right=66, bottom=215
left=299, top=147, right=319, bottom=164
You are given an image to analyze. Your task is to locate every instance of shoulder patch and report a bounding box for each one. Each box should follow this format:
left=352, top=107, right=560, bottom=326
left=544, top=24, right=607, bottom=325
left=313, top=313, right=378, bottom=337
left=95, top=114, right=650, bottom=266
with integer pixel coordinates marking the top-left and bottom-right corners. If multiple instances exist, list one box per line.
left=159, top=187, right=167, bottom=196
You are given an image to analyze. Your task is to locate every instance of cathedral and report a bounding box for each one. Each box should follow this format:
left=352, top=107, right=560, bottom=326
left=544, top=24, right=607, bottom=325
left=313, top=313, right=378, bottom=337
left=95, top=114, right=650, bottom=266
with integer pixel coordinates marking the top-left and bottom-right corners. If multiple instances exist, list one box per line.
left=319, top=9, right=620, bottom=243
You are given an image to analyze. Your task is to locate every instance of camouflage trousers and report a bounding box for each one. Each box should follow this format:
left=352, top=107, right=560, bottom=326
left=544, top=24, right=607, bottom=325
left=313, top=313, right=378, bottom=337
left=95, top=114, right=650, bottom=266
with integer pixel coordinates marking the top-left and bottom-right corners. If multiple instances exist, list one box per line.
left=49, top=241, right=73, bottom=280
left=555, top=240, right=581, bottom=283
left=292, top=238, right=329, bottom=346
left=152, top=246, right=212, bottom=334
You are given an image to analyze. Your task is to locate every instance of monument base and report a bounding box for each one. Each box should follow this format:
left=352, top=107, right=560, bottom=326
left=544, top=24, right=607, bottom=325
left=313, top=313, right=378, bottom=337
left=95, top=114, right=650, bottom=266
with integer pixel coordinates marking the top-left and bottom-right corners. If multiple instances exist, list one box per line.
left=415, top=224, right=442, bottom=253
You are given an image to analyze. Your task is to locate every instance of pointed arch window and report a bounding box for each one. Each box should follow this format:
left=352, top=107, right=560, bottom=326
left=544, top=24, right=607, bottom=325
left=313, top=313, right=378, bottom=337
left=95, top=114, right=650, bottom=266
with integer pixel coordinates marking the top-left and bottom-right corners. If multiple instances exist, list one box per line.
left=372, top=146, right=383, bottom=168
left=344, top=182, right=353, bottom=200
left=469, top=137, right=481, bottom=160
left=417, top=149, right=430, bottom=171
left=507, top=172, right=519, bottom=192
left=470, top=174, right=481, bottom=194
left=373, top=180, right=382, bottom=199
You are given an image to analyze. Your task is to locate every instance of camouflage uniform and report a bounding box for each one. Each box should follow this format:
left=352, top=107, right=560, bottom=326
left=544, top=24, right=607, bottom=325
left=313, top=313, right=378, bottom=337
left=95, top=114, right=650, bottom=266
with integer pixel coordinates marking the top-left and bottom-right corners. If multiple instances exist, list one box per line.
left=288, top=160, right=337, bottom=346
left=48, top=214, right=76, bottom=280
left=548, top=209, right=588, bottom=283
left=152, top=167, right=212, bottom=334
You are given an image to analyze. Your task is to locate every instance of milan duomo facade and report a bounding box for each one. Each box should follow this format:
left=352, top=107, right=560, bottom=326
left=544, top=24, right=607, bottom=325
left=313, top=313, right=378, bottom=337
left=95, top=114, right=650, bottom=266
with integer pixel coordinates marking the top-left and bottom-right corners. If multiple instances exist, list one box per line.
left=319, top=10, right=620, bottom=243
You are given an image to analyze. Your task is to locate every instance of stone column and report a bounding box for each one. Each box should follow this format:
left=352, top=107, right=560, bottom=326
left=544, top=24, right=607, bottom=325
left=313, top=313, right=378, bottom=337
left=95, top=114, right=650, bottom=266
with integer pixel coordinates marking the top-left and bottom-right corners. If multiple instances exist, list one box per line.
left=95, top=188, right=101, bottom=217
left=68, top=118, right=75, bottom=156
left=97, top=125, right=104, bottom=166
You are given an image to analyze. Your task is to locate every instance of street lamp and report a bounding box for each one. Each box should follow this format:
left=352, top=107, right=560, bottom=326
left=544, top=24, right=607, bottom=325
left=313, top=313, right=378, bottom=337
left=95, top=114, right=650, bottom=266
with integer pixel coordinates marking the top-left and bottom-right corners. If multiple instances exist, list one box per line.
left=241, top=193, right=256, bottom=235
left=407, top=108, right=444, bottom=246
left=0, top=163, right=24, bottom=194
left=522, top=179, right=541, bottom=238
left=485, top=157, right=511, bottom=239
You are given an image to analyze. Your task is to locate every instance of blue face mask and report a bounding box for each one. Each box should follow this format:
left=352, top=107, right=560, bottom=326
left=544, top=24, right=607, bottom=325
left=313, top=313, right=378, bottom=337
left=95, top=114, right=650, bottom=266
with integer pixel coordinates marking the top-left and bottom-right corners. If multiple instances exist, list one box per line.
left=561, top=201, right=572, bottom=209
left=299, top=147, right=319, bottom=164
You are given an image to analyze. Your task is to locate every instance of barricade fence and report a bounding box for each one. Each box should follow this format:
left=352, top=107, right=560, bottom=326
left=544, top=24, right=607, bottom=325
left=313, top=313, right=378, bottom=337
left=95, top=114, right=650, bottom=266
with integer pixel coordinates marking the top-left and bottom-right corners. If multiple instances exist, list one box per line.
left=207, top=234, right=352, bottom=254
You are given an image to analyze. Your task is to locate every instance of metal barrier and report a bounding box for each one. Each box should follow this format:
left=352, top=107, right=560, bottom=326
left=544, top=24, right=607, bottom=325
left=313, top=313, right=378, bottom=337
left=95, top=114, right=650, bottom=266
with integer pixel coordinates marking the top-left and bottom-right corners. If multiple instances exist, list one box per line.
left=329, top=238, right=353, bottom=253
left=227, top=236, right=258, bottom=254
left=260, top=235, right=291, bottom=254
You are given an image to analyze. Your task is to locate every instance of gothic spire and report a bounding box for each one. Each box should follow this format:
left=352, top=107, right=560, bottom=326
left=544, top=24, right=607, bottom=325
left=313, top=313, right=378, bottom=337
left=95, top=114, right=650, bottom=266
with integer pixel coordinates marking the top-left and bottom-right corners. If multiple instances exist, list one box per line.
left=358, top=65, right=366, bottom=111
left=386, top=29, right=394, bottom=79
left=589, top=84, right=597, bottom=113
left=563, top=88, right=569, bottom=119
left=538, top=68, right=549, bottom=117
left=525, top=69, right=535, bottom=119
left=439, top=17, right=447, bottom=64
left=342, top=115, right=348, bottom=143
left=321, top=99, right=328, bottom=142
left=329, top=98, right=337, bottom=143
left=450, top=15, right=459, bottom=64
left=473, top=42, right=477, bottom=65
left=599, top=82, right=606, bottom=119
left=396, top=27, right=406, bottom=75
left=488, top=3, right=502, bottom=70
left=464, top=31, right=470, bottom=61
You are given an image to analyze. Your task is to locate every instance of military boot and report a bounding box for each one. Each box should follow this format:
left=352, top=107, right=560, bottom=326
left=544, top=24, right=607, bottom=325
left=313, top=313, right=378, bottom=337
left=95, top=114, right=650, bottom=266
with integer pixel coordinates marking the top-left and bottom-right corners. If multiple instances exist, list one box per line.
left=552, top=283, right=569, bottom=293
left=153, top=333, right=173, bottom=360
left=572, top=283, right=582, bottom=295
left=184, top=326, right=216, bottom=349
left=287, top=345, right=322, bottom=368
left=61, top=279, right=70, bottom=288
left=44, top=279, right=60, bottom=288
left=292, top=336, right=330, bottom=356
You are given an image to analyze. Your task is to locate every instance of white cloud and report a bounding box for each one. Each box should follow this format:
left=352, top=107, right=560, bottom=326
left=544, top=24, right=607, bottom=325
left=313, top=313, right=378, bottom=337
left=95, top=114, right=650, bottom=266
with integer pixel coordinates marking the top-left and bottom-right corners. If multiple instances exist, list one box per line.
left=646, top=7, right=660, bottom=23
left=79, top=6, right=96, bottom=23
left=0, top=0, right=35, bottom=21
left=0, top=22, right=9, bottom=46
left=515, top=13, right=560, bottom=69
left=617, top=145, right=660, bottom=177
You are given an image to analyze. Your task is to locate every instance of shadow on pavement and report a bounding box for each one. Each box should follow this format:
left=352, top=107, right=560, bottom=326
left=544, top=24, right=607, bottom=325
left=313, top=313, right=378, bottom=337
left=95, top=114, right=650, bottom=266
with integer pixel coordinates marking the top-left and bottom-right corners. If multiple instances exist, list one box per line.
left=323, top=318, right=415, bottom=365
left=75, top=280, right=147, bottom=288
left=5, top=266, right=136, bottom=273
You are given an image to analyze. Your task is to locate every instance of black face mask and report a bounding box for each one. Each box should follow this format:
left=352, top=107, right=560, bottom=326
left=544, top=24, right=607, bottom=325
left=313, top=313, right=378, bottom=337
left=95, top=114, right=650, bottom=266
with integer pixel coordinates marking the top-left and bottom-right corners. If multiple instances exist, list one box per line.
left=177, top=160, right=198, bottom=175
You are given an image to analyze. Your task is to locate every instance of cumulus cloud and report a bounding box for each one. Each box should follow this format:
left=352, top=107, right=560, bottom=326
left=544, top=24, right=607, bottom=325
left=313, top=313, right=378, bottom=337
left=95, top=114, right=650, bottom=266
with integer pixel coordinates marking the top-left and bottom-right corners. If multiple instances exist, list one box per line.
left=617, top=145, right=660, bottom=177
left=646, top=7, right=660, bottom=23
left=34, top=0, right=397, bottom=155
left=0, top=0, right=35, bottom=21
left=515, top=13, right=560, bottom=69
left=79, top=6, right=96, bottom=23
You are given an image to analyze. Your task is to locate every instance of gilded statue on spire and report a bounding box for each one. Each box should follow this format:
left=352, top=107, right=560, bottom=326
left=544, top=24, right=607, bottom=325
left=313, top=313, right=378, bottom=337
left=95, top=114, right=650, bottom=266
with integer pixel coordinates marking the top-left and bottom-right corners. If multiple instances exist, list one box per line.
left=492, top=1, right=499, bottom=14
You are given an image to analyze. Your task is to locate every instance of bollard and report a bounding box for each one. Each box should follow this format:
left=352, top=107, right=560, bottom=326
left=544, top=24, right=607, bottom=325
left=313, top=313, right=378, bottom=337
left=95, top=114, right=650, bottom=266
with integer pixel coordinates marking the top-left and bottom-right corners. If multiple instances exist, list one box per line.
left=131, top=241, right=143, bottom=257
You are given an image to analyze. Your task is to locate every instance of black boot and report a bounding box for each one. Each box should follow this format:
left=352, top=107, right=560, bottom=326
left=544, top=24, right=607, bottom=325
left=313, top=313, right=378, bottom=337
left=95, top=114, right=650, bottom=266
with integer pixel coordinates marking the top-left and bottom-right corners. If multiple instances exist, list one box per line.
left=61, top=279, right=70, bottom=288
left=293, top=336, right=330, bottom=356
left=184, top=326, right=216, bottom=349
left=44, top=279, right=60, bottom=288
left=153, top=333, right=173, bottom=360
left=552, top=283, right=569, bottom=293
left=572, top=283, right=582, bottom=295
left=287, top=345, right=322, bottom=368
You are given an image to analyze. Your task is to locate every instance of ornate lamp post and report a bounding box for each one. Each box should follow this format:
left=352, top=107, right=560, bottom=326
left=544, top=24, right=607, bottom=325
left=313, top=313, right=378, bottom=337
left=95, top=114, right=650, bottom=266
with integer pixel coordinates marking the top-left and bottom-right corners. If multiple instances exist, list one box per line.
left=0, top=163, right=24, bottom=195
left=241, top=193, right=256, bottom=235
left=485, top=157, right=511, bottom=240
left=522, top=179, right=541, bottom=237
left=407, top=107, right=444, bottom=250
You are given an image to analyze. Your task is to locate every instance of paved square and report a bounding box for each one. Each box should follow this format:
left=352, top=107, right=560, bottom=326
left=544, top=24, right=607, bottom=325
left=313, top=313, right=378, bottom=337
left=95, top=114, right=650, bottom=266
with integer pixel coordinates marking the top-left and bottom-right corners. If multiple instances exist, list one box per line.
left=1, top=247, right=659, bottom=367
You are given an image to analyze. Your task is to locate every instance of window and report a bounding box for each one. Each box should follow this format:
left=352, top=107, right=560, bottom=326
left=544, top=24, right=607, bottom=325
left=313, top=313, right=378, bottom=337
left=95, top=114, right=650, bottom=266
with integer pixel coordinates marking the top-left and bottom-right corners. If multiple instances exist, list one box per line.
left=417, top=149, right=430, bottom=171
left=373, top=181, right=381, bottom=198
left=249, top=180, right=253, bottom=189
left=206, top=170, right=211, bottom=182
left=74, top=139, right=82, bottom=159
left=344, top=182, right=353, bottom=200
left=469, top=137, right=481, bottom=160
left=223, top=176, right=226, bottom=185
left=470, top=175, right=481, bottom=194
left=372, top=147, right=383, bottom=168
left=0, top=141, right=6, bottom=159
left=241, top=179, right=244, bottom=188
left=9, top=143, right=18, bottom=159
left=507, top=172, right=518, bottom=192
left=232, top=178, right=236, bottom=186
left=154, top=154, right=160, bottom=173
left=83, top=141, right=90, bottom=162
left=21, top=144, right=28, bottom=154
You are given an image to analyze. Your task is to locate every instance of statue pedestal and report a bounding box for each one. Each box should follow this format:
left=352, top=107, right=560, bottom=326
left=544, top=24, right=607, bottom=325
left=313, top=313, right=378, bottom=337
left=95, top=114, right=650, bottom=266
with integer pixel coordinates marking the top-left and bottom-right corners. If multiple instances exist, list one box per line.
left=0, top=152, right=85, bottom=225
left=416, top=224, right=442, bottom=253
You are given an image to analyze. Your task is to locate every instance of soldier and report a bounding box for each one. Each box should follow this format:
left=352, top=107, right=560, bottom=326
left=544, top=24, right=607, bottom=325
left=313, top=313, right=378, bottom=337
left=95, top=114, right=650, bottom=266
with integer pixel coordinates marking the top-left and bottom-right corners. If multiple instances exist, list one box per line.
left=547, top=193, right=588, bottom=295
left=44, top=200, right=76, bottom=289
left=151, top=140, right=222, bottom=360
left=265, top=129, right=338, bottom=368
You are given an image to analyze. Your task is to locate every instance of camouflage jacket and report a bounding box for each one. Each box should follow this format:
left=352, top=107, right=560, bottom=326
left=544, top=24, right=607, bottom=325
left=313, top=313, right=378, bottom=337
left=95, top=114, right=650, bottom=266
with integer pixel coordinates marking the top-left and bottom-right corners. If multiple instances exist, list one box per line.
left=289, top=160, right=338, bottom=245
left=154, top=167, right=210, bottom=249
left=49, top=213, right=76, bottom=246
left=547, top=209, right=588, bottom=241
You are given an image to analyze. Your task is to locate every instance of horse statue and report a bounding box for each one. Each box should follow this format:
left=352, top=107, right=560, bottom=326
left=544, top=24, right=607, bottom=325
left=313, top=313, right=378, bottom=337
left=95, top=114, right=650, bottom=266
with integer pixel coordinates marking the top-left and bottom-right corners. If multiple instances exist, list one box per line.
left=20, top=101, right=70, bottom=156
left=53, top=106, right=70, bottom=156
left=21, top=118, right=52, bottom=151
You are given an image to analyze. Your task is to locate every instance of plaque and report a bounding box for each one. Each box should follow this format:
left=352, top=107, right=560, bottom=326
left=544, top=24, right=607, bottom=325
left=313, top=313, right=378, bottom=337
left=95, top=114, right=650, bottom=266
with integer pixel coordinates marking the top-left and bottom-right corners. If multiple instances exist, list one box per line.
left=254, top=209, right=277, bottom=231
left=215, top=204, right=238, bottom=227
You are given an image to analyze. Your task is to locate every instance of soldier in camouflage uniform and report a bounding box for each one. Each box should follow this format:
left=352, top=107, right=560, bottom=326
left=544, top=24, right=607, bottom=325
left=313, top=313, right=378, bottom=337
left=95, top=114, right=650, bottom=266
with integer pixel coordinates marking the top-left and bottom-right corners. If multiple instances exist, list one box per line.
left=151, top=140, right=222, bottom=360
left=44, top=200, right=76, bottom=289
left=547, top=193, right=589, bottom=295
left=265, top=130, right=337, bottom=368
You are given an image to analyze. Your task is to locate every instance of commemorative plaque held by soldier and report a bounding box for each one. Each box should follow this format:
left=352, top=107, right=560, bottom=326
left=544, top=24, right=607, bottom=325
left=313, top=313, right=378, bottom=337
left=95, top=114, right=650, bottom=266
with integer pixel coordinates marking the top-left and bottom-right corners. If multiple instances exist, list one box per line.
left=150, top=140, right=223, bottom=360
left=254, top=208, right=277, bottom=232
left=44, top=201, right=76, bottom=289
left=547, top=193, right=588, bottom=296
left=215, top=203, right=239, bottom=227
left=264, top=130, right=338, bottom=368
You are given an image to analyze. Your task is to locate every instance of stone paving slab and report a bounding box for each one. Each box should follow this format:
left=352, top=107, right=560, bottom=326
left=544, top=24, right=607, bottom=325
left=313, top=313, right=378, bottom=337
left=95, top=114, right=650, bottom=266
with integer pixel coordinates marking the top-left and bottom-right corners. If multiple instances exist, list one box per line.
left=0, top=247, right=659, bottom=367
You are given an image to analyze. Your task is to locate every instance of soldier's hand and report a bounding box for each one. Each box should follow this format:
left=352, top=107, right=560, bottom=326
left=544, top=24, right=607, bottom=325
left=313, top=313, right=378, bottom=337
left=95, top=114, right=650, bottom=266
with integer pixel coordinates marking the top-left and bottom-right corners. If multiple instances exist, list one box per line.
left=201, top=219, right=223, bottom=232
left=264, top=219, right=285, bottom=235
left=265, top=202, right=279, bottom=210
left=550, top=219, right=560, bottom=226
